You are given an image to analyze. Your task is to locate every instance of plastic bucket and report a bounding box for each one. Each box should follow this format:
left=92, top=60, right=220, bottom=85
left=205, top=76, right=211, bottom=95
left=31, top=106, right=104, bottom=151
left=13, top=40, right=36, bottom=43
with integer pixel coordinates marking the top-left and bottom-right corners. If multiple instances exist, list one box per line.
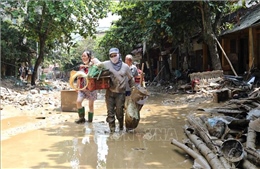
left=221, top=139, right=244, bottom=162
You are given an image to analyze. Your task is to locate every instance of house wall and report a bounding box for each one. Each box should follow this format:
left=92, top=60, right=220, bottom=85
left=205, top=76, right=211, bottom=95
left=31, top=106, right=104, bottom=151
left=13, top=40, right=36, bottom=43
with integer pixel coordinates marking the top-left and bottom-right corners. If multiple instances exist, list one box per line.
left=220, top=26, right=260, bottom=75
left=257, top=32, right=260, bottom=67
left=171, top=54, right=177, bottom=70
left=219, top=2, right=260, bottom=75
left=221, top=37, right=247, bottom=74
left=254, top=26, right=260, bottom=67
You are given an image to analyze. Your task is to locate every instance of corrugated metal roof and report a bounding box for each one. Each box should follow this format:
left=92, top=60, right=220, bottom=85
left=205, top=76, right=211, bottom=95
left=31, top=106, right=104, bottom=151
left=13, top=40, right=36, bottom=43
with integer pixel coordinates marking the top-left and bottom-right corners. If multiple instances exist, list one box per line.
left=221, top=4, right=260, bottom=35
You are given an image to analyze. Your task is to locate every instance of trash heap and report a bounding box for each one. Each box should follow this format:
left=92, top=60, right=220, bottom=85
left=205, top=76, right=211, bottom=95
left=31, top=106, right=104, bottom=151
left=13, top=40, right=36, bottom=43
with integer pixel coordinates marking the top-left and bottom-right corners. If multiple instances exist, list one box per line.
left=0, top=77, right=71, bottom=111
left=171, top=88, right=260, bottom=169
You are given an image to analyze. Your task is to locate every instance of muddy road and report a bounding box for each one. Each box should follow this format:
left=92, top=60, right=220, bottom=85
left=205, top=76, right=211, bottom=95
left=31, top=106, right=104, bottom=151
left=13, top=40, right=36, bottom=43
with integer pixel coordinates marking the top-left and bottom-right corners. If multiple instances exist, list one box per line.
left=1, top=89, right=218, bottom=169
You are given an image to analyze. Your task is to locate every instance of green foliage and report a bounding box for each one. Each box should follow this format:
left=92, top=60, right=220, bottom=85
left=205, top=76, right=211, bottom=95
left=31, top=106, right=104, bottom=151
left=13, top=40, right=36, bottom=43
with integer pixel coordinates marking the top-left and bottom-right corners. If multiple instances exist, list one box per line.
left=1, top=20, right=22, bottom=61
left=97, top=0, right=247, bottom=71
left=3, top=0, right=111, bottom=84
left=98, top=1, right=203, bottom=54
left=1, top=20, right=36, bottom=65
left=99, top=1, right=239, bottom=55
left=16, top=0, right=110, bottom=45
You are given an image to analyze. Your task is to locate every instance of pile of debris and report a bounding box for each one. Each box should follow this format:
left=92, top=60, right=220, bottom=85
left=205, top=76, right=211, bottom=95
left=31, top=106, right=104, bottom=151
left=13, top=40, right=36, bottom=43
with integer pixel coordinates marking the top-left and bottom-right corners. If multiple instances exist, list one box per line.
left=148, top=70, right=257, bottom=97
left=171, top=88, right=260, bottom=169
left=0, top=76, right=71, bottom=91
left=189, top=70, right=258, bottom=98
left=0, top=84, right=60, bottom=111
left=0, top=77, right=71, bottom=111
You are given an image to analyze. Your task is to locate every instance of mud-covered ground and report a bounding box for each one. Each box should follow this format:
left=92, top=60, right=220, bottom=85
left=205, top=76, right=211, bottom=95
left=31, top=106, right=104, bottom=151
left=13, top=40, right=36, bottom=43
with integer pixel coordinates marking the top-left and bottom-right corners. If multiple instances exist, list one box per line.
left=1, top=78, right=222, bottom=169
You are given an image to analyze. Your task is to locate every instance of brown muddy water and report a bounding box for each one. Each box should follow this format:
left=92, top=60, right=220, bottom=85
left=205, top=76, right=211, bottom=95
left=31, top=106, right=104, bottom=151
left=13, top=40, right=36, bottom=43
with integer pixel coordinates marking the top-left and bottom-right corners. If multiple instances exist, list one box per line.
left=1, top=91, right=218, bottom=169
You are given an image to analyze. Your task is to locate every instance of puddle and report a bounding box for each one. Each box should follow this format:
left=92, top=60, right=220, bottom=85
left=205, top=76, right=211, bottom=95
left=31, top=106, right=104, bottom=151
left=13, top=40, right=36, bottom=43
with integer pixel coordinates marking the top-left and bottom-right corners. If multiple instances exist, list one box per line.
left=0, top=92, right=218, bottom=168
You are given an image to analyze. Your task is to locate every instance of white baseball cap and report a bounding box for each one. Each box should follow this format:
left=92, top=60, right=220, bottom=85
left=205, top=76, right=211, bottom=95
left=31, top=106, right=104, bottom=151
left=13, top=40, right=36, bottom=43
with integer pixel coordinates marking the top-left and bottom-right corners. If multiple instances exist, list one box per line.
left=109, top=48, right=119, bottom=55
left=125, top=54, right=133, bottom=60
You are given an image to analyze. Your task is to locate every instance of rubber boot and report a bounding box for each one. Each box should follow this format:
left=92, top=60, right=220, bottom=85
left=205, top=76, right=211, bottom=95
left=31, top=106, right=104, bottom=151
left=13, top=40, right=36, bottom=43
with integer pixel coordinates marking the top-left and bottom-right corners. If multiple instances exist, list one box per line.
left=75, top=107, right=86, bottom=124
left=109, top=122, right=115, bottom=133
left=119, top=119, right=124, bottom=130
left=88, top=112, right=94, bottom=122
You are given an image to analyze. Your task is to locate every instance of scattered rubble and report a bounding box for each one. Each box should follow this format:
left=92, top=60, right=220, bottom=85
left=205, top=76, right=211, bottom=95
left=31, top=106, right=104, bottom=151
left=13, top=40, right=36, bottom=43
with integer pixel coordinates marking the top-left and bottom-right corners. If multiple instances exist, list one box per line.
left=0, top=77, right=71, bottom=112
left=1, top=73, right=260, bottom=169
left=168, top=71, right=260, bottom=169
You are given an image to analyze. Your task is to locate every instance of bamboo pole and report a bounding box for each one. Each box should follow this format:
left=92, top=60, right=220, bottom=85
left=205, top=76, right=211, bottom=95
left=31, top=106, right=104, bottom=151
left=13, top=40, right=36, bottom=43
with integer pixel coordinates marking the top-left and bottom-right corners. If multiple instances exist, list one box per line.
left=139, top=63, right=145, bottom=87
left=242, top=159, right=258, bottom=169
left=246, top=126, right=256, bottom=149
left=215, top=37, right=238, bottom=76
left=184, top=126, right=225, bottom=169
left=171, top=139, right=211, bottom=169
left=245, top=147, right=260, bottom=165
left=186, top=115, right=232, bottom=168
left=246, top=154, right=260, bottom=166
left=186, top=115, right=219, bottom=153
left=151, top=65, right=165, bottom=84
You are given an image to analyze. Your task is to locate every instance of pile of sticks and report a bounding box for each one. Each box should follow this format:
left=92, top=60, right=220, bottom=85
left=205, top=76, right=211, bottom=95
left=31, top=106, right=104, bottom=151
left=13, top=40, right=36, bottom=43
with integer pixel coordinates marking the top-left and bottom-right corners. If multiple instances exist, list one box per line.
left=171, top=95, right=260, bottom=169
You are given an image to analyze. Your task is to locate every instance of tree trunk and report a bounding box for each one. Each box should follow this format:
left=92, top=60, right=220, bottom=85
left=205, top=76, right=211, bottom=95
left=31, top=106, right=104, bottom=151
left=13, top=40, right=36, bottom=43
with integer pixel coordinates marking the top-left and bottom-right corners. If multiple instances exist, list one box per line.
left=31, top=38, right=45, bottom=85
left=200, top=2, right=222, bottom=70
left=207, top=37, right=222, bottom=70
left=146, top=52, right=153, bottom=82
left=163, top=56, right=171, bottom=80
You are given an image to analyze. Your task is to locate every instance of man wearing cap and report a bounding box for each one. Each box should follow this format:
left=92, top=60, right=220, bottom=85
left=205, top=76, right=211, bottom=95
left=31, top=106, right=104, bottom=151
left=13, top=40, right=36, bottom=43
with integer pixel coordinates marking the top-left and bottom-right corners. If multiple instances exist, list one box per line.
left=125, top=54, right=138, bottom=96
left=100, top=48, right=135, bottom=132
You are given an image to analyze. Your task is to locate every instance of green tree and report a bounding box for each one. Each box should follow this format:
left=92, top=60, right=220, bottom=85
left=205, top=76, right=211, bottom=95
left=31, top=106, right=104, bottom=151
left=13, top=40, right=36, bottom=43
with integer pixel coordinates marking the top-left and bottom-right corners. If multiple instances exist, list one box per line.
left=1, top=20, right=36, bottom=76
left=5, top=0, right=110, bottom=85
left=99, top=1, right=201, bottom=79
left=98, top=1, right=149, bottom=57
left=99, top=1, right=243, bottom=75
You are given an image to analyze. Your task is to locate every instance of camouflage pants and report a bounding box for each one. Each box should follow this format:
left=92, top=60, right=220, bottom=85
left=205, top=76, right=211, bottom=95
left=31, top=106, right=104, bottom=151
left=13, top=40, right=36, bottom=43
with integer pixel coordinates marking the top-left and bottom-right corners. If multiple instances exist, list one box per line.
left=105, top=90, right=125, bottom=124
